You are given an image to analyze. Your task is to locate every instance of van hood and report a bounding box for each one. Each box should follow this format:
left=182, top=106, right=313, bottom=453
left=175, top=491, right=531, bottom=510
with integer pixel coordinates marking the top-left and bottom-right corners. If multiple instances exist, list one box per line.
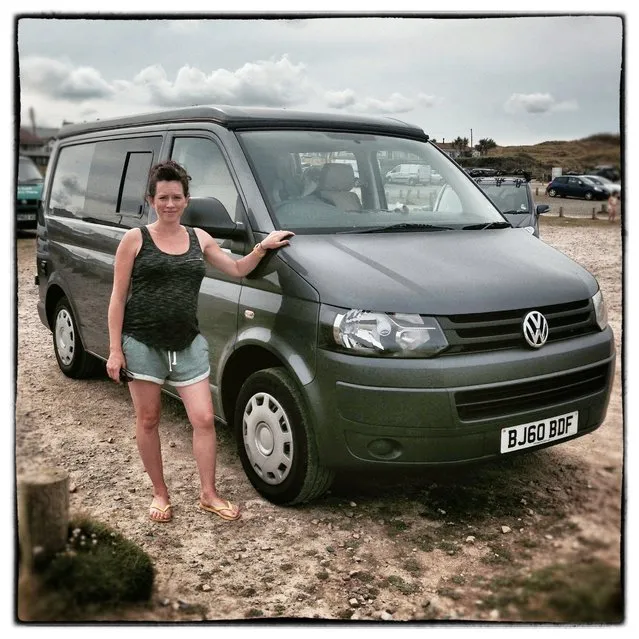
left=280, top=229, right=597, bottom=314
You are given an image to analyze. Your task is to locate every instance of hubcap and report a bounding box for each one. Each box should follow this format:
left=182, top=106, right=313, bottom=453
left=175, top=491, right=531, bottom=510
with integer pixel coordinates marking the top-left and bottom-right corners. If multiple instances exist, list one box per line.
left=55, top=309, right=75, bottom=366
left=243, top=392, right=293, bottom=485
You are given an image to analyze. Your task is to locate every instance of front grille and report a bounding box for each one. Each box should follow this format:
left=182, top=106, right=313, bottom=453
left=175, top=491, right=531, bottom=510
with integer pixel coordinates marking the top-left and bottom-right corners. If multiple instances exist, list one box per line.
left=455, top=363, right=610, bottom=421
left=439, top=299, right=596, bottom=355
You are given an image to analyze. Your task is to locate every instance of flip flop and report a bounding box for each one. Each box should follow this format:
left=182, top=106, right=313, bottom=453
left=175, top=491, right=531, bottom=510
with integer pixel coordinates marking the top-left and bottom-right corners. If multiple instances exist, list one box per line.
left=198, top=500, right=241, bottom=521
left=149, top=501, right=173, bottom=523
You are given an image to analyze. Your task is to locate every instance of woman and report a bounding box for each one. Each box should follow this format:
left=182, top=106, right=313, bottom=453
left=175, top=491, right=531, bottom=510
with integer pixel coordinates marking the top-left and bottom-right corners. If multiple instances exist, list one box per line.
left=106, top=160, right=293, bottom=522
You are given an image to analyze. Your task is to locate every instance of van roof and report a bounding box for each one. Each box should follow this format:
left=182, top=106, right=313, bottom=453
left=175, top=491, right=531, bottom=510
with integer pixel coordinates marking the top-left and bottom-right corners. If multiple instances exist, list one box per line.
left=56, top=105, right=429, bottom=141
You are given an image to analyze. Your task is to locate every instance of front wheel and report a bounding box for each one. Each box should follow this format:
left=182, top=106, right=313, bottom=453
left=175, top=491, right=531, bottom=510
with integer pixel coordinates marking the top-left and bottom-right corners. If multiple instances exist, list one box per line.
left=584, top=191, right=594, bottom=201
left=52, top=297, right=97, bottom=378
left=235, top=367, right=334, bottom=505
left=547, top=189, right=557, bottom=197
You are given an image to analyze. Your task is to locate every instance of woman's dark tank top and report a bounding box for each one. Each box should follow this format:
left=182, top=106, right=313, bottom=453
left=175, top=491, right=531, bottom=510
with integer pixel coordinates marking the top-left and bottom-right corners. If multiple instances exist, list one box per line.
left=122, top=226, right=206, bottom=351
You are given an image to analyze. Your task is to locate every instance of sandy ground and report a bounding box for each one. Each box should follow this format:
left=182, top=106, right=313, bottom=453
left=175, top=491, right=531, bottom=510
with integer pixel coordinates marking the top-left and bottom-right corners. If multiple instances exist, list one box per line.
left=14, top=197, right=624, bottom=623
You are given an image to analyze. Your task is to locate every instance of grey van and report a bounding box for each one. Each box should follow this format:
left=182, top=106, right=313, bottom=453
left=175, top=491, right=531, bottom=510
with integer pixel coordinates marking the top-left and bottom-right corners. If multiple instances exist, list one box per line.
left=36, top=105, right=615, bottom=504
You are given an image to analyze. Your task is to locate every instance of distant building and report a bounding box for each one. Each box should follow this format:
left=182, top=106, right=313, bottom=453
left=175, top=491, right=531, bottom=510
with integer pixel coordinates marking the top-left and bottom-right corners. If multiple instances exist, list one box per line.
left=433, top=139, right=471, bottom=159
left=18, top=125, right=62, bottom=174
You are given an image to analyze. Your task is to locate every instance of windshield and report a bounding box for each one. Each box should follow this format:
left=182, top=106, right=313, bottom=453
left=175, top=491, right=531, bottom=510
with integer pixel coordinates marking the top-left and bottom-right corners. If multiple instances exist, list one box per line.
left=475, top=180, right=530, bottom=213
left=18, top=157, right=43, bottom=183
left=239, top=130, right=502, bottom=234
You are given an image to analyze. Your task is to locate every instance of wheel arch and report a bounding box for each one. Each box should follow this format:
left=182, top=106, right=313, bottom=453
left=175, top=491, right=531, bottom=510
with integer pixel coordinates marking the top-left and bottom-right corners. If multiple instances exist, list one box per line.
left=221, top=341, right=313, bottom=430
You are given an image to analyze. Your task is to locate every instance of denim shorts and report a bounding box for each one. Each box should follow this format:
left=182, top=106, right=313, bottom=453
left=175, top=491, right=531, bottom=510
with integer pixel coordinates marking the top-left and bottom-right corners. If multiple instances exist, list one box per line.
left=121, top=333, right=210, bottom=387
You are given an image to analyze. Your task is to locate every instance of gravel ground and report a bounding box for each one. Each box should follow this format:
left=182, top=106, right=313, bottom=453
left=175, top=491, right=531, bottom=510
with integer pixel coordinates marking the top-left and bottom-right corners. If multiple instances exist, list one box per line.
left=14, top=201, right=624, bottom=623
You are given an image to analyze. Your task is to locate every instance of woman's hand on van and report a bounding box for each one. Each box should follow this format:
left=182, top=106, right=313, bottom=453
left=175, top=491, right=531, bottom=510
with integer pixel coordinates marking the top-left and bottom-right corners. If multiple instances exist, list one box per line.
left=106, top=349, right=127, bottom=384
left=261, top=230, right=295, bottom=250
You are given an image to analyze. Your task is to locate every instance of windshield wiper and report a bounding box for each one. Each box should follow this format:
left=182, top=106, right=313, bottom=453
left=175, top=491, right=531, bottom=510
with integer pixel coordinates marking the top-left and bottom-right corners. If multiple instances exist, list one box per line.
left=339, top=222, right=455, bottom=234
left=462, top=221, right=512, bottom=230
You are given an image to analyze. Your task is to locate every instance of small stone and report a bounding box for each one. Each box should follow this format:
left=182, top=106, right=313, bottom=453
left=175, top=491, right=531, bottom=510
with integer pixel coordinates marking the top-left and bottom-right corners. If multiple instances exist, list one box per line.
left=312, top=519, right=320, bottom=525
left=490, top=609, right=500, bottom=619
left=352, top=533, right=360, bottom=539
left=107, top=437, right=114, bottom=444
left=349, top=501, right=357, bottom=508
left=380, top=610, right=393, bottom=620
left=202, top=584, right=211, bottom=592
left=113, top=495, right=123, bottom=501
left=69, top=483, right=77, bottom=493
left=545, top=534, right=554, bottom=540
left=465, top=536, right=476, bottom=544
left=159, top=598, right=171, bottom=606
left=501, top=526, right=511, bottom=534
left=169, top=441, right=176, bottom=448
left=349, top=598, right=360, bottom=608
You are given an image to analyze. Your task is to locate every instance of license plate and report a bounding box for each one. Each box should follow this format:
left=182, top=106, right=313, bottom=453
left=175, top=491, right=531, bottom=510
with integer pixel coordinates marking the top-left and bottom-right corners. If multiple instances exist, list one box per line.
left=17, top=213, right=36, bottom=221
left=500, top=411, right=578, bottom=453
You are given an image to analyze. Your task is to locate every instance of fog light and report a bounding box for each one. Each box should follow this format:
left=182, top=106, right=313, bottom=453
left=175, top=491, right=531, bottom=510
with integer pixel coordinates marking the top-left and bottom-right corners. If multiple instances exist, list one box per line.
left=368, top=438, right=402, bottom=460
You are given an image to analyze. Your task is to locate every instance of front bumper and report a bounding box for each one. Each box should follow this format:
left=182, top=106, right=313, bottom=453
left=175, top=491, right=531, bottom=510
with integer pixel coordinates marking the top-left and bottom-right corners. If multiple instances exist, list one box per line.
left=304, top=327, right=615, bottom=469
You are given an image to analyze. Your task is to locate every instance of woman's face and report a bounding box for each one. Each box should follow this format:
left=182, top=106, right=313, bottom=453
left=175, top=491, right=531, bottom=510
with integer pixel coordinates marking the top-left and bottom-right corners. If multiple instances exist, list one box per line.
left=149, top=180, right=189, bottom=222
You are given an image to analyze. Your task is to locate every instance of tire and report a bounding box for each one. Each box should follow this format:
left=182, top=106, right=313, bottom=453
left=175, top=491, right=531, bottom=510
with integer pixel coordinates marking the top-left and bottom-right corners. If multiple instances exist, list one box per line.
left=584, top=191, right=594, bottom=201
left=52, top=297, right=96, bottom=378
left=548, top=189, right=557, bottom=197
left=235, top=367, right=334, bottom=505
left=408, top=178, right=416, bottom=186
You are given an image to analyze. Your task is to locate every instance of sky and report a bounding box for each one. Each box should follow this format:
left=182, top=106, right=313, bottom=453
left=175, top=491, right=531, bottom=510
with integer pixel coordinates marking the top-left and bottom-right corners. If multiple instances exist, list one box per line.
left=14, top=10, right=624, bottom=147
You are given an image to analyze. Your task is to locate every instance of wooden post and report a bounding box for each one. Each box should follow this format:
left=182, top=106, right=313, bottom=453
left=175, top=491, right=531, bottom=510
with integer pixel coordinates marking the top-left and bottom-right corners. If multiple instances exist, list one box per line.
left=559, top=206, right=563, bottom=218
left=18, top=467, right=69, bottom=572
left=592, top=207, right=597, bottom=220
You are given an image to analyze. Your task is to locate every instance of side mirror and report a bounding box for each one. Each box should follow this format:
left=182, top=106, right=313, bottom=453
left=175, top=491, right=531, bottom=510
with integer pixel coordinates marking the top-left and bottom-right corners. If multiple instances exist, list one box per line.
left=181, top=197, right=247, bottom=239
left=536, top=204, right=550, bottom=215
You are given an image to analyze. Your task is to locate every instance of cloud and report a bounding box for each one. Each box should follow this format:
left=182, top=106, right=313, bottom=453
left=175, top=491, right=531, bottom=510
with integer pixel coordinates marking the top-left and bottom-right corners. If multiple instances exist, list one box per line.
left=324, top=89, right=357, bottom=109
left=20, top=56, right=114, bottom=100
left=325, top=91, right=416, bottom=114
left=417, top=93, right=440, bottom=108
left=130, top=55, right=312, bottom=108
left=504, top=93, right=579, bottom=115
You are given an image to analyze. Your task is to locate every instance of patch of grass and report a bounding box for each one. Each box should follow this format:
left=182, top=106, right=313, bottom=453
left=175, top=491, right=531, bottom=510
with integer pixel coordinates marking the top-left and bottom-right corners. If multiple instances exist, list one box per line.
left=483, top=559, right=622, bottom=623
left=244, top=608, right=264, bottom=618
left=353, top=571, right=375, bottom=584
left=540, top=216, right=612, bottom=229
left=385, top=575, right=418, bottom=595
left=403, top=557, right=422, bottom=575
left=437, top=587, right=462, bottom=601
left=19, top=516, right=154, bottom=621
left=385, top=519, right=410, bottom=536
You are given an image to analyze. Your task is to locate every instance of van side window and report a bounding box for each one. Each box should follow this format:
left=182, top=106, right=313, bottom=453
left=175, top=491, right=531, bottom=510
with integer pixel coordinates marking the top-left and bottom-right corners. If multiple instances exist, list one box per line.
left=171, top=137, right=243, bottom=222
left=120, top=152, right=155, bottom=217
left=85, top=137, right=162, bottom=227
left=48, top=143, right=96, bottom=218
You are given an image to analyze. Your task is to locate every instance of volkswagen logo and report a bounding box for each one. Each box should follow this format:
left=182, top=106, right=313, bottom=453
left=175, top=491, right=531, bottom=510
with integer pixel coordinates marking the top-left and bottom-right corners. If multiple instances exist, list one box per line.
left=523, top=311, right=549, bottom=348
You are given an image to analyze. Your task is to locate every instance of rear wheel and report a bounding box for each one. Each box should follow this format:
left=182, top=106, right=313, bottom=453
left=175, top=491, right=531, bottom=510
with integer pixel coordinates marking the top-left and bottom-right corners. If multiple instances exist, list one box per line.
left=548, top=188, right=557, bottom=197
left=52, top=297, right=97, bottom=378
left=584, top=191, right=594, bottom=201
left=235, top=367, right=334, bottom=505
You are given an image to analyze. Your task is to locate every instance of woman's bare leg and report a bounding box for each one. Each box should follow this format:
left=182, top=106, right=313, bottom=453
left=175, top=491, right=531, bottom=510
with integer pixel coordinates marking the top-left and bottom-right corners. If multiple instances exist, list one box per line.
left=177, top=379, right=240, bottom=519
left=128, top=380, right=171, bottom=521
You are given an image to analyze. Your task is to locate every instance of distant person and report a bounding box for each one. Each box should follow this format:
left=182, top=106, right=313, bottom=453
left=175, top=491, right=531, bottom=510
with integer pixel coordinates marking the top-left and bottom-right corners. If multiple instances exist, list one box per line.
left=607, top=192, right=618, bottom=222
left=106, top=160, right=294, bottom=523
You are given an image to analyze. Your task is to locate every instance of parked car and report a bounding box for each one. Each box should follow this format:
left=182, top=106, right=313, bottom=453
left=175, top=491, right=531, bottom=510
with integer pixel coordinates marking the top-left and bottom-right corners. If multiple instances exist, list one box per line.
left=16, top=155, right=44, bottom=229
left=578, top=175, right=622, bottom=197
left=36, top=105, right=615, bottom=504
left=546, top=175, right=609, bottom=201
left=385, top=163, right=431, bottom=185
left=473, top=175, right=550, bottom=238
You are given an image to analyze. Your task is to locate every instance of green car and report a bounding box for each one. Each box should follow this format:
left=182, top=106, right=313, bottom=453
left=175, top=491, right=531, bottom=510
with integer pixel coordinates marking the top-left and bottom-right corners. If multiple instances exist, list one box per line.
left=17, top=155, right=43, bottom=229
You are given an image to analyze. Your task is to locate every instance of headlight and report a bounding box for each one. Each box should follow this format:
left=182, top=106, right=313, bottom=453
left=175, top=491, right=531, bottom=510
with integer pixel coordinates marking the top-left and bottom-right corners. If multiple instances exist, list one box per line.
left=523, top=226, right=535, bottom=234
left=592, top=289, right=608, bottom=330
left=321, top=306, right=448, bottom=357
